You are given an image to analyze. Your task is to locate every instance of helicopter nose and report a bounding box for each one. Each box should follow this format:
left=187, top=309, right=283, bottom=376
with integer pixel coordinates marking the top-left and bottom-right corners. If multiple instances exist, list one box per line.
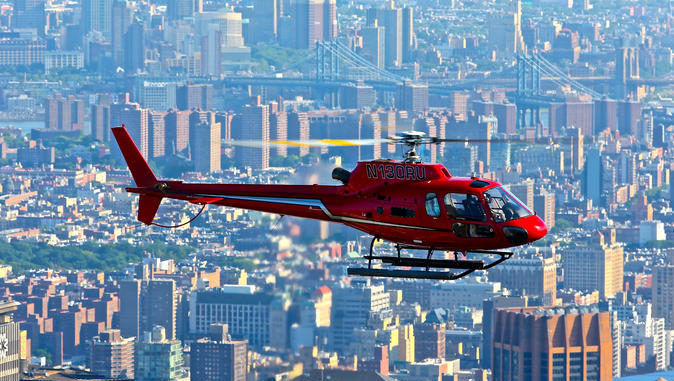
left=502, top=215, right=548, bottom=246
left=528, top=215, right=548, bottom=242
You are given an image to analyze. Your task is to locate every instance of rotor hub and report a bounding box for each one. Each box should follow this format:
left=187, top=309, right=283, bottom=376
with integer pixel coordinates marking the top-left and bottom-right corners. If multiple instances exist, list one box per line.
left=391, top=131, right=430, bottom=163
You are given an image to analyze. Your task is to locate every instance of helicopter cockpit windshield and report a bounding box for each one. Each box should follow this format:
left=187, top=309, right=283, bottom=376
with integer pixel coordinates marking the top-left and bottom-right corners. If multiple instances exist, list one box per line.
left=484, top=187, right=533, bottom=223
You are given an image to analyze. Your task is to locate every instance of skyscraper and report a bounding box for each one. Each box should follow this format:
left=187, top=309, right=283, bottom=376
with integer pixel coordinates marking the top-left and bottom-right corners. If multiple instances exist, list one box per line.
left=190, top=119, right=221, bottom=174
left=250, top=0, right=278, bottom=43
left=165, top=110, right=191, bottom=155
left=119, top=279, right=177, bottom=341
left=396, top=81, right=428, bottom=114
left=534, top=191, right=555, bottom=230
left=239, top=100, right=270, bottom=169
left=401, top=7, right=413, bottom=62
left=91, top=97, right=111, bottom=142
left=330, top=280, right=390, bottom=354
left=361, top=22, right=385, bottom=69
left=269, top=110, right=288, bottom=157
left=82, top=0, right=113, bottom=39
left=12, top=0, right=45, bottom=35
left=367, top=1, right=402, bottom=68
left=492, top=306, right=612, bottom=381
left=488, top=257, right=557, bottom=305
left=486, top=0, right=525, bottom=56
left=653, top=262, right=674, bottom=330
left=323, top=0, right=336, bottom=40
left=562, top=230, right=624, bottom=299
left=295, top=0, right=325, bottom=49
left=45, top=95, right=84, bottom=131
left=111, top=103, right=149, bottom=159
left=124, top=21, right=145, bottom=73
left=148, top=111, right=167, bottom=159
left=287, top=111, right=309, bottom=157
left=567, top=127, right=584, bottom=173
left=167, top=0, right=200, bottom=20
left=191, top=324, right=247, bottom=381
left=111, top=0, right=132, bottom=68
left=583, top=145, right=602, bottom=206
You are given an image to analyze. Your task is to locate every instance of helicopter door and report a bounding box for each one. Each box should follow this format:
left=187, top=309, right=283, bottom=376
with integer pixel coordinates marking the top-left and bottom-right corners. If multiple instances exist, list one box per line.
left=444, top=193, right=494, bottom=238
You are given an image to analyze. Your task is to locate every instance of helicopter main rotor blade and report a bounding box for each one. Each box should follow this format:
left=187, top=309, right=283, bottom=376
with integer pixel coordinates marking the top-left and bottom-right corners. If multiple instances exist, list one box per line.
left=222, top=138, right=388, bottom=148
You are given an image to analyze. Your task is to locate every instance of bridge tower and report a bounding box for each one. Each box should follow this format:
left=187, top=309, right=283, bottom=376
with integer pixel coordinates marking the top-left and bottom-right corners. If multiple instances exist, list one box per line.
left=316, top=41, right=340, bottom=81
left=515, top=55, right=543, bottom=131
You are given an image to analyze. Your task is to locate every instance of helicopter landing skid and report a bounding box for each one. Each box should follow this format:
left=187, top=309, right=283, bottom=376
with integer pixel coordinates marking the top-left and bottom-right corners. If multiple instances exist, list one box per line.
left=347, top=240, right=512, bottom=280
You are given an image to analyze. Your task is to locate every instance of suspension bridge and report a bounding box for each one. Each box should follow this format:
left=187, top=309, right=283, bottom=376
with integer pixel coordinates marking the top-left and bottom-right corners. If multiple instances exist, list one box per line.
left=223, top=41, right=674, bottom=104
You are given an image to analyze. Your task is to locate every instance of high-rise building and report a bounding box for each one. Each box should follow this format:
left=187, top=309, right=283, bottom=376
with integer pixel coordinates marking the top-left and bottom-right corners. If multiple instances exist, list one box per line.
left=567, top=127, right=584, bottom=173
left=534, top=191, right=555, bottom=230
left=135, top=326, right=185, bottom=381
left=45, top=95, right=84, bottom=131
left=294, top=0, right=334, bottom=49
left=92, top=95, right=112, bottom=142
left=111, top=0, right=131, bottom=67
left=489, top=257, right=557, bottom=305
left=287, top=111, right=309, bottom=157
left=191, top=324, right=247, bottom=381
left=189, top=286, right=288, bottom=349
left=653, top=262, right=674, bottom=330
left=492, top=306, right=612, bottom=381
left=167, top=0, right=200, bottom=20
left=88, top=330, right=135, bottom=379
left=367, top=1, right=402, bottom=68
left=148, top=111, right=167, bottom=159
left=562, top=230, right=624, bottom=299
left=12, top=0, right=45, bottom=35
left=139, top=82, right=177, bottom=111
left=486, top=0, right=525, bottom=56
left=165, top=110, right=191, bottom=155
left=583, top=145, right=602, bottom=206
left=0, top=38, right=46, bottom=66
left=111, top=103, right=149, bottom=159
left=401, top=7, right=413, bottom=62
left=124, top=21, right=145, bottom=73
left=444, top=143, right=477, bottom=177
left=323, top=0, right=336, bottom=40
left=250, top=0, right=277, bottom=43
left=177, top=84, right=213, bottom=111
left=190, top=119, right=221, bottom=174
left=482, top=296, right=529, bottom=369
left=269, top=110, right=288, bottom=157
left=396, top=82, right=428, bottom=114
left=239, top=100, right=270, bottom=169
left=119, top=279, right=177, bottom=341
left=414, top=322, right=445, bottom=361
left=330, top=280, right=390, bottom=354
left=507, top=181, right=534, bottom=210
left=82, top=0, right=113, bottom=39
left=361, top=22, right=385, bottom=69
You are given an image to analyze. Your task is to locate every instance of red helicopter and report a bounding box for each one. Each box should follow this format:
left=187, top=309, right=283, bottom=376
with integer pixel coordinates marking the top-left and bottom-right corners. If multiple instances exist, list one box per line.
left=112, top=126, right=547, bottom=280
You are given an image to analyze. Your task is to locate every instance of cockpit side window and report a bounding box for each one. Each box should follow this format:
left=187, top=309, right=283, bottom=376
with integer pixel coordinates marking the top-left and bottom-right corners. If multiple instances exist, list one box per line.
left=425, top=193, right=441, bottom=217
left=444, top=193, right=487, bottom=222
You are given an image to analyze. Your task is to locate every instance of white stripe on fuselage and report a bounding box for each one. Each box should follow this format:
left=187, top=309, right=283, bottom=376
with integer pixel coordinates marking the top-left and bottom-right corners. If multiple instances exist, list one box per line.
left=195, top=194, right=436, bottom=231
